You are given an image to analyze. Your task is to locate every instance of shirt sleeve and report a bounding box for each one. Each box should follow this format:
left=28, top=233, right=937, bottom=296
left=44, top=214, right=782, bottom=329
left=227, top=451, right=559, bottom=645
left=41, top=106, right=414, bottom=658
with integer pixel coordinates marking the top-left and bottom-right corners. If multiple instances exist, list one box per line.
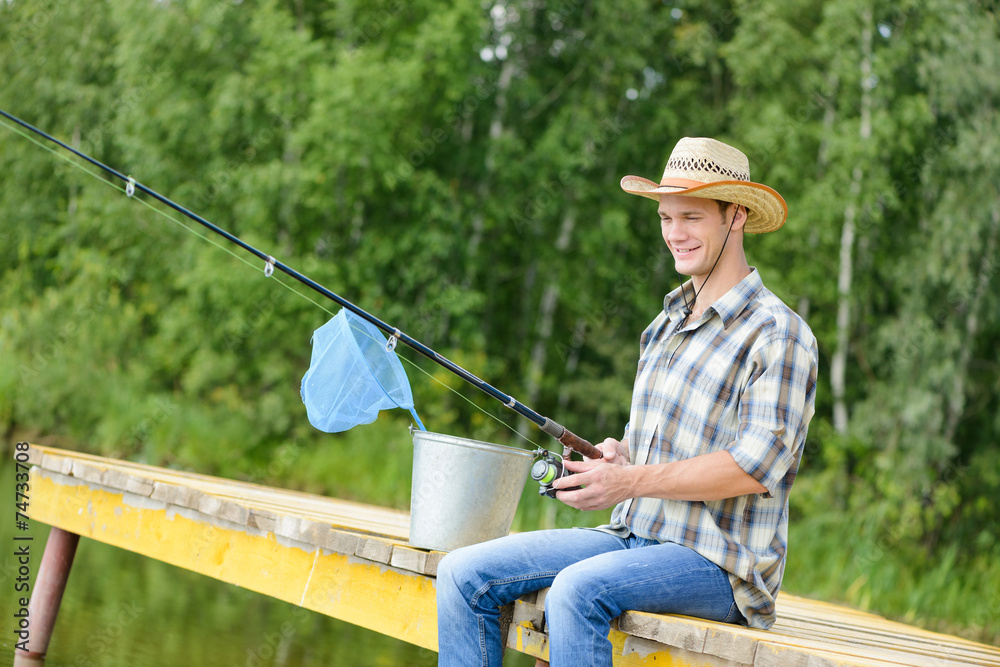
left=728, top=334, right=818, bottom=497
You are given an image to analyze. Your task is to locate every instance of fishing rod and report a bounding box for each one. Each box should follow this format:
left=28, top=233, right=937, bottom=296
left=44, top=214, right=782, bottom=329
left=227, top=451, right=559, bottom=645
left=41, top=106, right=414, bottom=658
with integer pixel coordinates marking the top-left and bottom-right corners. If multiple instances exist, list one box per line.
left=0, top=108, right=601, bottom=460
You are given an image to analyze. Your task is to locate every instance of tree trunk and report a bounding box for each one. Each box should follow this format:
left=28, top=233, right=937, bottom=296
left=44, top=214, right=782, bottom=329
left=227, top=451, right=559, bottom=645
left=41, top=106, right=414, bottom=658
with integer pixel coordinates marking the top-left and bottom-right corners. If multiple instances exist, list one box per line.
left=557, top=317, right=587, bottom=412
left=466, top=55, right=515, bottom=269
left=799, top=73, right=840, bottom=320
left=944, top=202, right=1000, bottom=443
left=451, top=57, right=515, bottom=346
left=831, top=7, right=873, bottom=436
left=518, top=207, right=576, bottom=440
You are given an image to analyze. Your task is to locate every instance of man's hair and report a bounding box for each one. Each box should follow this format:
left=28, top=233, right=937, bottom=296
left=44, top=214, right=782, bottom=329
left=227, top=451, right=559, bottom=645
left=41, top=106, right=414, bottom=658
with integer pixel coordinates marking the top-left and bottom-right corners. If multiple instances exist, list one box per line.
left=715, top=199, right=746, bottom=223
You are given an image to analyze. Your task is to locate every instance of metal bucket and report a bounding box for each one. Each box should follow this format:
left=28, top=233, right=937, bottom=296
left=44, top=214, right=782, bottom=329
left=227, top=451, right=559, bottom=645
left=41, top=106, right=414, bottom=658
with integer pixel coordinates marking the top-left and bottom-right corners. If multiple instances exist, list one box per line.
left=409, top=429, right=535, bottom=552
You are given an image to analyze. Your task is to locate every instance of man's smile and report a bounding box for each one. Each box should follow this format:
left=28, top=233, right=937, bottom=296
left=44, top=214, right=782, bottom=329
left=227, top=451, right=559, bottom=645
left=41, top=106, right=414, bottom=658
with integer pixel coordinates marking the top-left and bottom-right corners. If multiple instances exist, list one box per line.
left=672, top=244, right=701, bottom=255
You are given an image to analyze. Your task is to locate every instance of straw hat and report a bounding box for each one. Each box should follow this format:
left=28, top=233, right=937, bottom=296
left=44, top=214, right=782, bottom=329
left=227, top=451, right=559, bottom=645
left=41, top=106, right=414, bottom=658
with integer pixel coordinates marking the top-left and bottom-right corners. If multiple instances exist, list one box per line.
left=620, top=137, right=787, bottom=233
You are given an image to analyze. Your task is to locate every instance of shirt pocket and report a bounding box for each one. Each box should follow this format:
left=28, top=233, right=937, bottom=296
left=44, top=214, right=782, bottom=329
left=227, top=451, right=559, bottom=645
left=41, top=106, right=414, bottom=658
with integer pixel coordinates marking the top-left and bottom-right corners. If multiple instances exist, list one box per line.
left=694, top=356, right=735, bottom=403
left=683, top=356, right=739, bottom=443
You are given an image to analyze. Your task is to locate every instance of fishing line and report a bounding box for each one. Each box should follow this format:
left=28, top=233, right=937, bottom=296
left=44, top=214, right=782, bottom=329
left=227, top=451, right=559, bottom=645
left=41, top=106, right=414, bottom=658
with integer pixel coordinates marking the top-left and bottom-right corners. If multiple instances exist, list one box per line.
left=0, top=111, right=542, bottom=448
left=0, top=114, right=356, bottom=336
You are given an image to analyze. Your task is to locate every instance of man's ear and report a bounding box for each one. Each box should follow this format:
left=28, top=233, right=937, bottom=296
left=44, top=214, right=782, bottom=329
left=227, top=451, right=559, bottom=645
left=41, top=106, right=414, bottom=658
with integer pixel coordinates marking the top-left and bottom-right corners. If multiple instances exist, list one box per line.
left=730, top=204, right=749, bottom=231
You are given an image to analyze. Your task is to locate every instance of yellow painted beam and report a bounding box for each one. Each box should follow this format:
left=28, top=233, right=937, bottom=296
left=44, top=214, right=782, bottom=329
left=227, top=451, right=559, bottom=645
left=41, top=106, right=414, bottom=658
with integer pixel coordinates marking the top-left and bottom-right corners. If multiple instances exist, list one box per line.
left=28, top=470, right=439, bottom=651
left=611, top=630, right=695, bottom=666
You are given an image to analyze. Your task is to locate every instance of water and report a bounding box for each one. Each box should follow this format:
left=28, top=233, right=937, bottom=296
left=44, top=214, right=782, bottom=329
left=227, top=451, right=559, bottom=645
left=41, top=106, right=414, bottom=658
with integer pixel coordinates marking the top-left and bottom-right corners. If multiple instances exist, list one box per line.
left=1, top=456, right=439, bottom=667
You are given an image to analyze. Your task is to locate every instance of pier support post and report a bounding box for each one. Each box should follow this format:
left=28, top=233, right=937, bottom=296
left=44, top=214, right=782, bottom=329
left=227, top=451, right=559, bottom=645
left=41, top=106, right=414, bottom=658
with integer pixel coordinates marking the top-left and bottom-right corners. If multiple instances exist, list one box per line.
left=15, top=527, right=81, bottom=662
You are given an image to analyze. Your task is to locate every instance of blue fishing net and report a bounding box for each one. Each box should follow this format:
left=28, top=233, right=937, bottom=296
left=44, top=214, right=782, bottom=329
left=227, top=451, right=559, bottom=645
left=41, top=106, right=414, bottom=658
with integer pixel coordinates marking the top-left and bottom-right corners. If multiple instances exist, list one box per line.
left=301, top=309, right=425, bottom=433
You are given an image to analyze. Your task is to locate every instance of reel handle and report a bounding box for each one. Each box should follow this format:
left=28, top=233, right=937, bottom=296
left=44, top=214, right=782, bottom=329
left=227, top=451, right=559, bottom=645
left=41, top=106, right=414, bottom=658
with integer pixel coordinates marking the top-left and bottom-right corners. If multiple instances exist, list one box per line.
left=557, top=428, right=602, bottom=460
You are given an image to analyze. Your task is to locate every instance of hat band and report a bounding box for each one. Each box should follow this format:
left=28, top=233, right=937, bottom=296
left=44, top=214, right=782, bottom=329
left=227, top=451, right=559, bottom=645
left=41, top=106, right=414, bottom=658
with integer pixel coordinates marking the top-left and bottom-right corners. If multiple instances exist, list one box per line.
left=658, top=177, right=710, bottom=190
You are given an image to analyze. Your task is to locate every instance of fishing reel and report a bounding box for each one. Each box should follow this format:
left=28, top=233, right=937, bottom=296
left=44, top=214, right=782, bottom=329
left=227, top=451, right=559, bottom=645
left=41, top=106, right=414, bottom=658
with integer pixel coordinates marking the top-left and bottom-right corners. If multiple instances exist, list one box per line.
left=531, top=449, right=581, bottom=499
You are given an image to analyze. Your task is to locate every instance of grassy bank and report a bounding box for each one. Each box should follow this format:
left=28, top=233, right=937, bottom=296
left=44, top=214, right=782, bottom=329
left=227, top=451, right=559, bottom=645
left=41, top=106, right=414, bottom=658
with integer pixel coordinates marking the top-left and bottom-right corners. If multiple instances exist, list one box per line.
left=785, top=510, right=1000, bottom=646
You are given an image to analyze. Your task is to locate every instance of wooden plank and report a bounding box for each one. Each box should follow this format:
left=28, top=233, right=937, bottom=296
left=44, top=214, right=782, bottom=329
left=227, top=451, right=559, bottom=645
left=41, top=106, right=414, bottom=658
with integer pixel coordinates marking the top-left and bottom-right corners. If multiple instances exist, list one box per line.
left=123, top=474, right=155, bottom=497
left=619, top=611, right=709, bottom=654
left=71, top=459, right=105, bottom=485
left=26, top=444, right=44, bottom=465
left=508, top=624, right=548, bottom=661
left=196, top=494, right=250, bottom=526
left=703, top=626, right=760, bottom=665
left=390, top=545, right=428, bottom=573
left=33, top=445, right=411, bottom=540
left=355, top=536, right=394, bottom=564
left=33, top=446, right=407, bottom=536
left=149, top=480, right=180, bottom=505
left=773, top=600, right=1000, bottom=665
left=769, top=615, right=993, bottom=666
left=621, top=610, right=984, bottom=667
left=102, top=467, right=131, bottom=492
left=770, top=595, right=1000, bottom=666
left=511, top=596, right=545, bottom=633
left=247, top=508, right=277, bottom=534
left=292, top=517, right=334, bottom=547
left=535, top=586, right=549, bottom=612
left=40, top=451, right=72, bottom=475
left=422, top=550, right=444, bottom=577
left=325, top=529, right=361, bottom=557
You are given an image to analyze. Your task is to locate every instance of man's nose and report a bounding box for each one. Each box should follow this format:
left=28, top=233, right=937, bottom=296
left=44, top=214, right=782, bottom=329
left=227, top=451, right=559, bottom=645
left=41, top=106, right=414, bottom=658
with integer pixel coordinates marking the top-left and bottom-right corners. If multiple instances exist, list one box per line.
left=666, top=226, right=687, bottom=243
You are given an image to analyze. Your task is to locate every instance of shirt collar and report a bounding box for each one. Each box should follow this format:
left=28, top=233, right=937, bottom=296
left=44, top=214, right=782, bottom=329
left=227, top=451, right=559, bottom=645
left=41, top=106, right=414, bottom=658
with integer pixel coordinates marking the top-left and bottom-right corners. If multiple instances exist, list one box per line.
left=663, top=267, right=764, bottom=329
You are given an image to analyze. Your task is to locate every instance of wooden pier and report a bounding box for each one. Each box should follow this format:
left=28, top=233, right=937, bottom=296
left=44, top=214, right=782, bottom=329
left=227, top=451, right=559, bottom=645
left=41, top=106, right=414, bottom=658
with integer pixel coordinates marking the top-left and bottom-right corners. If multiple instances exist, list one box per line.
left=19, top=444, right=1000, bottom=666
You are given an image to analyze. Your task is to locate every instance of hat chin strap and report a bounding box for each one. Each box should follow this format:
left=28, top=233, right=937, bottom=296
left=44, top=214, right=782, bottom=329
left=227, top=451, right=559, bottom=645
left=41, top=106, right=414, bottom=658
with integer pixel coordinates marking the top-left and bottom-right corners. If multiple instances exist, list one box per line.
left=676, top=205, right=739, bottom=317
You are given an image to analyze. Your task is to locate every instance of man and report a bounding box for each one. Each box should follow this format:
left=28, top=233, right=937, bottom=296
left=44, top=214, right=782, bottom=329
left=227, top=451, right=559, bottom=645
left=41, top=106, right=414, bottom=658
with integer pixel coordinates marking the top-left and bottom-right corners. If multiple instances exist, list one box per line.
left=436, top=137, right=819, bottom=666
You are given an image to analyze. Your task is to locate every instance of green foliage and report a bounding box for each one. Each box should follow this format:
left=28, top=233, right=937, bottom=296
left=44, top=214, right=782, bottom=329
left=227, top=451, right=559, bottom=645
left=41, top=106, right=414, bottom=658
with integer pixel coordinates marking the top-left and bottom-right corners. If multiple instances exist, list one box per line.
left=2, top=0, right=999, bottom=645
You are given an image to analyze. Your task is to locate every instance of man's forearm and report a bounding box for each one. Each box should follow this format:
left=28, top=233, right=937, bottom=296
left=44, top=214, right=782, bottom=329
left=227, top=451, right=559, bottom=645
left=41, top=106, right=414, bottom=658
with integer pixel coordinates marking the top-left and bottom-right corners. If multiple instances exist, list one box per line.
left=627, top=450, right=767, bottom=501
left=555, top=446, right=768, bottom=510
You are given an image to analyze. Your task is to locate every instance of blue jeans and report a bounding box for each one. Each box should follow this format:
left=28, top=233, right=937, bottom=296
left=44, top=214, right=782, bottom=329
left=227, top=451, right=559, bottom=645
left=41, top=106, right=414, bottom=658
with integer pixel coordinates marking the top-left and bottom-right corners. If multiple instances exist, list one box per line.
left=436, top=528, right=743, bottom=667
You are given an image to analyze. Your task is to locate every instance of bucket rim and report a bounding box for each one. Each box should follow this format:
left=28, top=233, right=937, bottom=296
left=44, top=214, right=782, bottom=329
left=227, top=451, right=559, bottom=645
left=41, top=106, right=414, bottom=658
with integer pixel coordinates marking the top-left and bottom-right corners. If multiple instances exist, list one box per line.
left=411, top=429, right=536, bottom=459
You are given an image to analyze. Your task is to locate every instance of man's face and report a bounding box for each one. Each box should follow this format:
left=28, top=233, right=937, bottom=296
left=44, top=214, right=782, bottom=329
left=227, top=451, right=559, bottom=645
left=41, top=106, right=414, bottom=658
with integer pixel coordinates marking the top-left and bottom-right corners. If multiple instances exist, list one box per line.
left=657, top=194, right=733, bottom=280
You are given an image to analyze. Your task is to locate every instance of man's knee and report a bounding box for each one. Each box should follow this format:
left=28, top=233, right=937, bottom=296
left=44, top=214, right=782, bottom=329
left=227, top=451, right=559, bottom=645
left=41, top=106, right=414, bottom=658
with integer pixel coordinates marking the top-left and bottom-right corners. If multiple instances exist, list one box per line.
left=437, top=545, right=497, bottom=609
left=546, top=563, right=619, bottom=622
left=547, top=565, right=591, bottom=608
left=437, top=549, right=469, bottom=594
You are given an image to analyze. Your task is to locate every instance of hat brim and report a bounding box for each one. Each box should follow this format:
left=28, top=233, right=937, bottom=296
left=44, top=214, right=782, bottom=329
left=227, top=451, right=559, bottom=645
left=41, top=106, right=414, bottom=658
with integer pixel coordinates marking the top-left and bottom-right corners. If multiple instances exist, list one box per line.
left=620, top=175, right=787, bottom=234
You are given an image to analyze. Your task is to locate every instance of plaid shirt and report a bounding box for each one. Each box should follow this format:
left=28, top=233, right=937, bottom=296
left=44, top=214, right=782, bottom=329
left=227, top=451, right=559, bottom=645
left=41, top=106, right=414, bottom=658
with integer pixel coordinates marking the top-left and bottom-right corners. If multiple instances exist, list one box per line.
left=602, top=268, right=818, bottom=629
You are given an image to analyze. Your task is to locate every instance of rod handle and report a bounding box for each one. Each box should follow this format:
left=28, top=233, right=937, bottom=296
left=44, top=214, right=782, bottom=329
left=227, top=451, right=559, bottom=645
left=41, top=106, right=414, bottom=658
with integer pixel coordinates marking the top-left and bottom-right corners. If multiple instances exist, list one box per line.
left=557, top=428, right=602, bottom=460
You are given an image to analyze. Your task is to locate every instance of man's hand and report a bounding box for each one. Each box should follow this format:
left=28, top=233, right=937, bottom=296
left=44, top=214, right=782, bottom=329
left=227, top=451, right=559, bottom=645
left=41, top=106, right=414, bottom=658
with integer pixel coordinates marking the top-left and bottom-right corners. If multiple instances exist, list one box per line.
left=552, top=456, right=634, bottom=511
left=590, top=437, right=630, bottom=466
